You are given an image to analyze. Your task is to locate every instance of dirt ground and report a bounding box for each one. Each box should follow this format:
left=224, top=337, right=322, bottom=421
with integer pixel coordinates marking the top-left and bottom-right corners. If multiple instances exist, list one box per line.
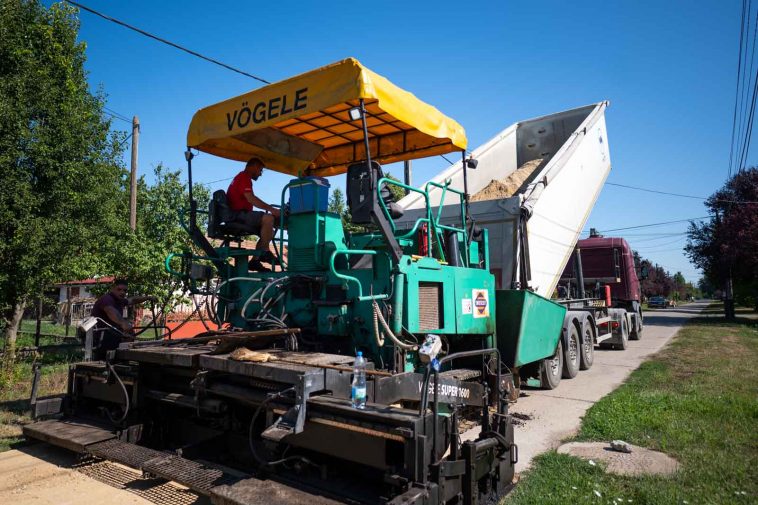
left=0, top=443, right=207, bottom=505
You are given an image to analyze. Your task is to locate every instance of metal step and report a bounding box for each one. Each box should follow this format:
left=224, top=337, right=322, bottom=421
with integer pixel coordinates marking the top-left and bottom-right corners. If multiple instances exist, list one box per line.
left=143, top=454, right=241, bottom=496
left=86, top=438, right=168, bottom=469
left=23, top=419, right=116, bottom=453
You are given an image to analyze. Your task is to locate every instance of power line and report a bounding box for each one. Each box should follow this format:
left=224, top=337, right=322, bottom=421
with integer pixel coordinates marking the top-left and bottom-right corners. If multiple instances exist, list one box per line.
left=103, top=110, right=131, bottom=124
left=633, top=236, right=688, bottom=250
left=103, top=106, right=130, bottom=122
left=605, top=182, right=758, bottom=204
left=729, top=0, right=748, bottom=177
left=599, top=216, right=710, bottom=233
left=635, top=247, right=687, bottom=254
left=201, top=176, right=234, bottom=185
left=736, top=0, right=752, bottom=173
left=66, top=0, right=270, bottom=85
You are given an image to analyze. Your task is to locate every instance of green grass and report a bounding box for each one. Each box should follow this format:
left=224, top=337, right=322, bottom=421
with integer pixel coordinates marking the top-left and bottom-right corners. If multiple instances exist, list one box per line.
left=507, top=304, right=758, bottom=505
left=19, top=319, right=71, bottom=337
left=0, top=351, right=79, bottom=452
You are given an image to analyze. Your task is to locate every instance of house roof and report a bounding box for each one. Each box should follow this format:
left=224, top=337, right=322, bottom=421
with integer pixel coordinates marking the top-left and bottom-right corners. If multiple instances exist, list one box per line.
left=55, top=276, right=115, bottom=287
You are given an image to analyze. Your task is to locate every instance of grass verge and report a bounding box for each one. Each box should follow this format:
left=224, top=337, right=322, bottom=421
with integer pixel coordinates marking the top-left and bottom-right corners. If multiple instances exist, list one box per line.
left=0, top=351, right=78, bottom=452
left=507, top=304, right=757, bottom=504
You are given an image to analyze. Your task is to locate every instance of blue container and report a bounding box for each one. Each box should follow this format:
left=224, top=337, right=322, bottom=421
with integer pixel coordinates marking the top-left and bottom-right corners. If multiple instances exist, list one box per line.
left=289, top=176, right=330, bottom=214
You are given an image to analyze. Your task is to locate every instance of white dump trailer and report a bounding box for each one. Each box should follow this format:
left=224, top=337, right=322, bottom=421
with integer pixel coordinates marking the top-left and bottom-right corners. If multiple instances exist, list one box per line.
left=397, top=101, right=611, bottom=298
left=396, top=102, right=627, bottom=389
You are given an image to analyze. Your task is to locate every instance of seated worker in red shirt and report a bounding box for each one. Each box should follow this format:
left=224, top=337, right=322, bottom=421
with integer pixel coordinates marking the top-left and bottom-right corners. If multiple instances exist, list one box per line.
left=90, top=279, right=156, bottom=360
left=227, top=157, right=281, bottom=272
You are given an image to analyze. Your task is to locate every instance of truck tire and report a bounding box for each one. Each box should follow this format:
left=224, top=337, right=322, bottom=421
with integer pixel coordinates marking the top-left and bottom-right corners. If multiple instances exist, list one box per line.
left=629, top=310, right=643, bottom=340
left=615, top=317, right=629, bottom=350
left=579, top=319, right=595, bottom=370
left=562, top=324, right=580, bottom=379
left=540, top=340, right=563, bottom=390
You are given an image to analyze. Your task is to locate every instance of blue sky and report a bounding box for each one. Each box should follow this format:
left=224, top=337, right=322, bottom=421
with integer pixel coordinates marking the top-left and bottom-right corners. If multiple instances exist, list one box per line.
left=64, top=0, right=743, bottom=282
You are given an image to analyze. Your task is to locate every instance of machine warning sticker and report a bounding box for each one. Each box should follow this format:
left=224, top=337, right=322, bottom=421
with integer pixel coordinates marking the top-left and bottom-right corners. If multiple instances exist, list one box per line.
left=472, top=289, right=489, bottom=318
left=462, top=298, right=473, bottom=315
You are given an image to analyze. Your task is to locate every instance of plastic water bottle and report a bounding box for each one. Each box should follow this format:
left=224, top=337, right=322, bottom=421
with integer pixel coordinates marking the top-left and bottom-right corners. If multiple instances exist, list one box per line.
left=351, top=351, right=367, bottom=409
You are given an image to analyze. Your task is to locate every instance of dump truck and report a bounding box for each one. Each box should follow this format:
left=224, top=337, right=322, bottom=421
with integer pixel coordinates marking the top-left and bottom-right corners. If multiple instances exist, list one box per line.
left=559, top=229, right=644, bottom=344
left=396, top=102, right=632, bottom=389
left=24, top=58, right=523, bottom=505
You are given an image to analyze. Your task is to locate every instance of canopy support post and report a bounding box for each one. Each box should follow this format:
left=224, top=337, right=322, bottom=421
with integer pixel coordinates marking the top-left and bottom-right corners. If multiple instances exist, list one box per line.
left=358, top=99, right=403, bottom=263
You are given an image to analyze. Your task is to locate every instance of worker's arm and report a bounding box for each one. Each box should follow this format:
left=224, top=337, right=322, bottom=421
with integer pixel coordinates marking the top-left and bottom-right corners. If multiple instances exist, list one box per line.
left=127, top=295, right=158, bottom=306
left=103, top=305, right=133, bottom=333
left=244, top=189, right=280, bottom=218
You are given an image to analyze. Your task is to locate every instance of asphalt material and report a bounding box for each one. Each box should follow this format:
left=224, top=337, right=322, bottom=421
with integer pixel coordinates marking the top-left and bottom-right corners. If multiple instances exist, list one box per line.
left=462, top=300, right=709, bottom=474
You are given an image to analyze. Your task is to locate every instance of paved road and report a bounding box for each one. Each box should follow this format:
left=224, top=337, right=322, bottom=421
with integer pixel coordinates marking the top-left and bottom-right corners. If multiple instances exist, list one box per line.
left=463, top=300, right=709, bottom=474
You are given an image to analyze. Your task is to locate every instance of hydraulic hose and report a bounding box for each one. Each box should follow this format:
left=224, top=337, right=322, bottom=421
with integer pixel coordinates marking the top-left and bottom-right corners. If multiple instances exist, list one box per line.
left=106, top=362, right=130, bottom=424
left=371, top=301, right=417, bottom=351
left=247, top=388, right=314, bottom=468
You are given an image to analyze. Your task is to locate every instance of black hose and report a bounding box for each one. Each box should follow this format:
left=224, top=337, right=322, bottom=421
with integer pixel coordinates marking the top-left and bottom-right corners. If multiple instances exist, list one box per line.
left=106, top=362, right=130, bottom=424
left=247, top=387, right=315, bottom=469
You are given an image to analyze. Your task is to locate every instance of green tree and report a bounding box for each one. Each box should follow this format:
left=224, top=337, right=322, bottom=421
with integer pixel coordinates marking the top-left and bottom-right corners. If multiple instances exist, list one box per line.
left=685, top=168, right=758, bottom=313
left=0, top=1, right=128, bottom=359
left=107, top=166, right=210, bottom=311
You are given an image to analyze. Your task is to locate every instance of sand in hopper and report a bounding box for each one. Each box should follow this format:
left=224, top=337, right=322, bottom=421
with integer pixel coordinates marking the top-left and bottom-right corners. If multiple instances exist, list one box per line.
left=471, top=158, right=543, bottom=202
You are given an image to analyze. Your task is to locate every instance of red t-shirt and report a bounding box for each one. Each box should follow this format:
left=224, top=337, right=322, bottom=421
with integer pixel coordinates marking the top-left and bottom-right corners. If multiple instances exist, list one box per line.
left=227, top=171, right=253, bottom=212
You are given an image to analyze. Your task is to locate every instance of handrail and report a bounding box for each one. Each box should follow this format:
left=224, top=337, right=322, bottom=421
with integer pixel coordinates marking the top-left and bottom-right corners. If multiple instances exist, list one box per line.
left=165, top=253, right=183, bottom=276
left=376, top=177, right=433, bottom=257
left=425, top=180, right=468, bottom=265
left=329, top=249, right=389, bottom=302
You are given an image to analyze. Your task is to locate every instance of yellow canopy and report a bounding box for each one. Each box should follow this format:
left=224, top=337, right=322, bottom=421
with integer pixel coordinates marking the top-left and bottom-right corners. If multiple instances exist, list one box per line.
left=187, top=58, right=467, bottom=177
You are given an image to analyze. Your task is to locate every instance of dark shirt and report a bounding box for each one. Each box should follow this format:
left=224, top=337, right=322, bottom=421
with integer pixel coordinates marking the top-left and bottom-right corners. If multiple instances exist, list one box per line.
left=227, top=171, right=253, bottom=212
left=92, top=292, right=128, bottom=329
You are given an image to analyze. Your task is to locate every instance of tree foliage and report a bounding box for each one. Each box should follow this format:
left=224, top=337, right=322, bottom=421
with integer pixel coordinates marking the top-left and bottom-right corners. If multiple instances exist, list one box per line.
left=632, top=251, right=697, bottom=300
left=685, top=168, right=758, bottom=308
left=0, top=0, right=127, bottom=356
left=106, top=166, right=209, bottom=309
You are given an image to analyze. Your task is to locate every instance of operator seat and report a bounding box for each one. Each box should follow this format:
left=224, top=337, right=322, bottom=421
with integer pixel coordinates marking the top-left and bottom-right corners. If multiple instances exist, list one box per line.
left=207, top=189, right=260, bottom=241
left=346, top=161, right=404, bottom=225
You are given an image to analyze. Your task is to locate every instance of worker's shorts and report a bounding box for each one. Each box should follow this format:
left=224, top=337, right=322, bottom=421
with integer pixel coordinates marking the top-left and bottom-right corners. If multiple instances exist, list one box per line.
left=233, top=210, right=267, bottom=234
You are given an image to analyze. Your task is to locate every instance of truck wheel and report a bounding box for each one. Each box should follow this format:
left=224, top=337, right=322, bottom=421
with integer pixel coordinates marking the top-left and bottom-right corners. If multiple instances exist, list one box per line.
left=615, top=318, right=629, bottom=350
left=562, top=324, right=580, bottom=379
left=579, top=320, right=594, bottom=370
left=540, top=340, right=563, bottom=389
left=629, top=313, right=642, bottom=340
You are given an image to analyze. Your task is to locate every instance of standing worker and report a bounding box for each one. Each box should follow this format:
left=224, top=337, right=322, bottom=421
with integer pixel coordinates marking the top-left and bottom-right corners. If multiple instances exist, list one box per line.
left=91, top=279, right=156, bottom=359
left=227, top=157, right=281, bottom=271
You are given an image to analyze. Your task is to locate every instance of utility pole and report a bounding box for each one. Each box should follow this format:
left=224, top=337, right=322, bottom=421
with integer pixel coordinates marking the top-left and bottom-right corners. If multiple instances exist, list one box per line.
left=715, top=209, right=735, bottom=320
left=129, top=116, right=140, bottom=231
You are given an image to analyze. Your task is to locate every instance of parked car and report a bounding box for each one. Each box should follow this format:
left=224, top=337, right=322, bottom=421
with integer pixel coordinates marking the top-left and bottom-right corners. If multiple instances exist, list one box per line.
left=648, top=296, right=667, bottom=308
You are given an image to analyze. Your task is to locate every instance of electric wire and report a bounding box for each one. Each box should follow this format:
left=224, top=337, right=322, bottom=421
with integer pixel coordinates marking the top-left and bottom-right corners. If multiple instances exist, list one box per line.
left=596, top=216, right=710, bottom=233
left=736, top=0, right=753, bottom=173
left=66, top=0, right=270, bottom=84
left=103, top=106, right=131, bottom=123
left=730, top=0, right=748, bottom=177
left=605, top=182, right=758, bottom=204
